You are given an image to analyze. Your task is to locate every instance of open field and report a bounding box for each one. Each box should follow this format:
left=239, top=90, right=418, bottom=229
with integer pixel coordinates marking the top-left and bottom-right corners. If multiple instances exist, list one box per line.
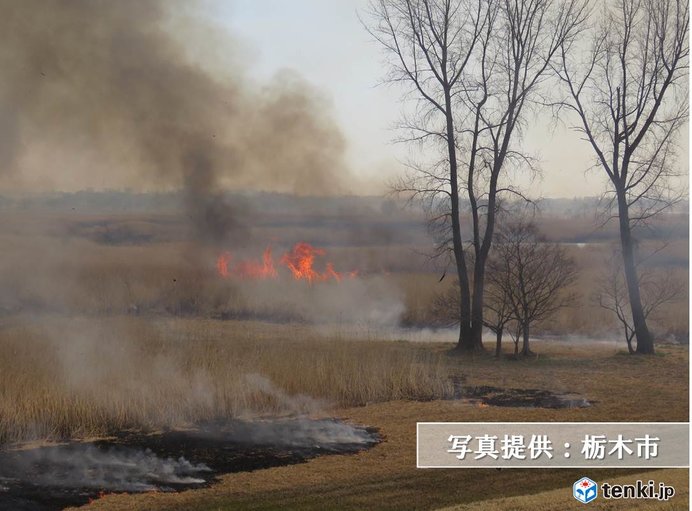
left=1, top=316, right=687, bottom=446
left=0, top=209, right=687, bottom=341
left=58, top=334, right=687, bottom=511
left=0, top=0, right=688, bottom=504
left=439, top=469, right=688, bottom=510
left=0, top=316, right=454, bottom=444
left=0, top=200, right=687, bottom=509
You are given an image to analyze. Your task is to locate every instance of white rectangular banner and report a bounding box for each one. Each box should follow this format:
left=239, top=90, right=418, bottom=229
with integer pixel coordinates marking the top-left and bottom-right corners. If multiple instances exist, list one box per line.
left=417, top=422, right=689, bottom=468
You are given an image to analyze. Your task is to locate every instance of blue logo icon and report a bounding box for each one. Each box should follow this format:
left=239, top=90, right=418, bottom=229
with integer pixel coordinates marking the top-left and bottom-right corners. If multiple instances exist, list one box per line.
left=573, top=477, right=598, bottom=504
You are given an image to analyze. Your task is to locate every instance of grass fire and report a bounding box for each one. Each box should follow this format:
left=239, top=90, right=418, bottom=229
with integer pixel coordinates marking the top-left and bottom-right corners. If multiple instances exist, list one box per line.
left=216, top=242, right=358, bottom=283
left=0, top=0, right=688, bottom=510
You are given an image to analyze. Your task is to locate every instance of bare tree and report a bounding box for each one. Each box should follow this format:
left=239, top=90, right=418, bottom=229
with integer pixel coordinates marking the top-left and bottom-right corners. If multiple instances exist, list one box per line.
left=483, top=274, right=516, bottom=358
left=431, top=272, right=516, bottom=357
left=366, top=0, right=588, bottom=353
left=488, top=219, right=578, bottom=356
left=458, top=0, right=588, bottom=353
left=365, top=0, right=486, bottom=351
left=597, top=246, right=685, bottom=353
left=555, top=0, right=689, bottom=354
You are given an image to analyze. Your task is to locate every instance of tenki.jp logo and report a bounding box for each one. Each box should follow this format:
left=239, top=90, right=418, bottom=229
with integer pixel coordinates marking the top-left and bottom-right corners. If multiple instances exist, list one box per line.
left=573, top=477, right=598, bottom=504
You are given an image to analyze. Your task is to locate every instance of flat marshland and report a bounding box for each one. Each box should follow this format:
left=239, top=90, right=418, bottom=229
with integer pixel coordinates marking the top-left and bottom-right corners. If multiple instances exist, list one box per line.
left=0, top=313, right=687, bottom=510
left=3, top=315, right=685, bottom=445
left=0, top=197, right=688, bottom=510
left=51, top=326, right=686, bottom=511
left=0, top=316, right=455, bottom=443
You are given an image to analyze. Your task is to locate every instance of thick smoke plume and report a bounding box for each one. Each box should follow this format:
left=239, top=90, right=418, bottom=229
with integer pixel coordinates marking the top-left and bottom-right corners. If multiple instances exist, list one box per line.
left=0, top=1, right=405, bottom=459
left=0, top=0, right=350, bottom=243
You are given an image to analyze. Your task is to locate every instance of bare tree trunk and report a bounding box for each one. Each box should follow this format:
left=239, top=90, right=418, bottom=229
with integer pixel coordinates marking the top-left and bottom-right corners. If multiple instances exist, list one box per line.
left=521, top=323, right=531, bottom=356
left=446, top=89, right=473, bottom=352
left=455, top=245, right=472, bottom=350
left=616, top=193, right=654, bottom=354
left=470, top=178, right=498, bottom=351
left=626, top=334, right=635, bottom=354
left=469, top=261, right=485, bottom=351
left=494, top=327, right=503, bottom=358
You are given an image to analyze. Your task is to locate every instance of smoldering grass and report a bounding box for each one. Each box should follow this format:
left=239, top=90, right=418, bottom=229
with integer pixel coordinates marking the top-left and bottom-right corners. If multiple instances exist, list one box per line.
left=0, top=316, right=454, bottom=445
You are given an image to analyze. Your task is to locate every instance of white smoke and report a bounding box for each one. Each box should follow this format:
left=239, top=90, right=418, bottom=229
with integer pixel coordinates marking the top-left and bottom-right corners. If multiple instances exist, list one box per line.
left=241, top=373, right=327, bottom=416
left=1, top=444, right=211, bottom=493
left=238, top=275, right=406, bottom=327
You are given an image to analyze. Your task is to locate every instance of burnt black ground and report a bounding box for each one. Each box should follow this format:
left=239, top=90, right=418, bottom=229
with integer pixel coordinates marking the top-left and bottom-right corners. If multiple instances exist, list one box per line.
left=463, top=386, right=592, bottom=408
left=0, top=418, right=380, bottom=511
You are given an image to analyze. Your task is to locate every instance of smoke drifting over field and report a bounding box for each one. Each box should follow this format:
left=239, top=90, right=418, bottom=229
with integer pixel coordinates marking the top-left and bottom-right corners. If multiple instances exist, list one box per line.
left=1, top=445, right=212, bottom=493
left=0, top=418, right=379, bottom=508
left=0, top=0, right=350, bottom=243
left=0, top=2, right=412, bottom=475
left=0, top=0, right=408, bottom=321
left=238, top=276, right=406, bottom=326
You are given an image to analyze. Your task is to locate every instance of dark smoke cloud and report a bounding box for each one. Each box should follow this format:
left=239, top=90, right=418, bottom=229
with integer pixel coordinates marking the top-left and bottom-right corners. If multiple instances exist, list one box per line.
left=0, top=0, right=351, bottom=242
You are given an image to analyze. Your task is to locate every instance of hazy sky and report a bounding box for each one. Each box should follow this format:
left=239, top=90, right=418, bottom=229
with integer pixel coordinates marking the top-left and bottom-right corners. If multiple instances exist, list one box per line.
left=206, top=0, right=642, bottom=199
left=1, top=1, right=686, bottom=198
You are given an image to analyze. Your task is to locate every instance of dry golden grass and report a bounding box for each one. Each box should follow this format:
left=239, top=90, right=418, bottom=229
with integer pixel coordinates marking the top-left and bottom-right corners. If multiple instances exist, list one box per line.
left=1, top=314, right=686, bottom=446
left=437, top=469, right=688, bottom=510
left=0, top=315, right=455, bottom=444
left=75, top=342, right=688, bottom=511
left=0, top=209, right=687, bottom=510
left=0, top=212, right=687, bottom=340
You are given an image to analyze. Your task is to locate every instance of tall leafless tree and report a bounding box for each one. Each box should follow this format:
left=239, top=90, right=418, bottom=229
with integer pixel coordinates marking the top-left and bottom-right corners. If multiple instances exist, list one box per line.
left=366, top=0, right=588, bottom=352
left=488, top=219, right=578, bottom=356
left=459, top=0, right=588, bottom=352
left=555, top=0, right=689, bottom=354
left=365, top=0, right=486, bottom=351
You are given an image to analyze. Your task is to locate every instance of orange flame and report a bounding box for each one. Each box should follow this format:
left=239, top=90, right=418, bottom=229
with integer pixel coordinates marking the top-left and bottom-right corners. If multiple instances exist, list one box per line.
left=216, top=242, right=356, bottom=283
left=231, top=246, right=277, bottom=279
left=280, top=242, right=326, bottom=283
left=216, top=252, right=232, bottom=278
left=216, top=247, right=277, bottom=280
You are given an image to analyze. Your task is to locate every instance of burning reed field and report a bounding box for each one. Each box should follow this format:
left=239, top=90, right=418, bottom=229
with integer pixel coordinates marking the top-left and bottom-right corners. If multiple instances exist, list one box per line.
left=0, top=195, right=687, bottom=510
left=0, top=0, right=688, bottom=510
